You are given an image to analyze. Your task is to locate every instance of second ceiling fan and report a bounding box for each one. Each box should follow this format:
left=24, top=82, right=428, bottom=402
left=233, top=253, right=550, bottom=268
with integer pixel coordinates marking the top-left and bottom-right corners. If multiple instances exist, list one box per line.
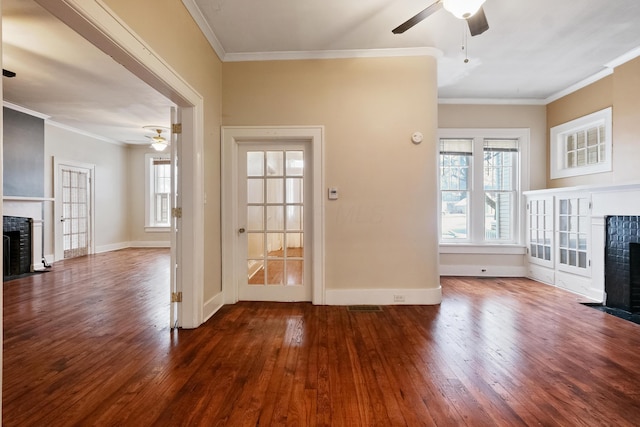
left=393, top=0, right=489, bottom=36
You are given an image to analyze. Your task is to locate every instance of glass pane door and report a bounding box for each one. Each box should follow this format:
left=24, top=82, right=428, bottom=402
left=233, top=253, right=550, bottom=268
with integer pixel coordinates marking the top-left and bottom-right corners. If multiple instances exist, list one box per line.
left=239, top=143, right=310, bottom=301
left=61, top=168, right=89, bottom=259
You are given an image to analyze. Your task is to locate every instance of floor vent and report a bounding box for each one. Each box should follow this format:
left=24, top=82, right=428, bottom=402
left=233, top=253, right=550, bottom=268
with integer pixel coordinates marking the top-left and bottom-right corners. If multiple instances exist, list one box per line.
left=347, top=305, right=382, bottom=312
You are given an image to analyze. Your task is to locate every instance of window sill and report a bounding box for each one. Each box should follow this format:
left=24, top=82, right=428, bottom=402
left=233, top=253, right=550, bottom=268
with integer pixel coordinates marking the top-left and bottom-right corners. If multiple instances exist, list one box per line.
left=145, top=226, right=170, bottom=233
left=439, top=244, right=526, bottom=255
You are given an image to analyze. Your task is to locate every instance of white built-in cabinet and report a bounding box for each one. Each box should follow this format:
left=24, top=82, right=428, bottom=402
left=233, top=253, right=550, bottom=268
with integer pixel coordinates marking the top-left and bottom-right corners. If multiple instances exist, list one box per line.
left=525, top=190, right=594, bottom=298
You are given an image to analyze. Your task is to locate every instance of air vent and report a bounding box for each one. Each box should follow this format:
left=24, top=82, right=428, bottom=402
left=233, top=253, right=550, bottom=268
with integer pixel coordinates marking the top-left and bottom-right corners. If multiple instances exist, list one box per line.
left=347, top=305, right=382, bottom=312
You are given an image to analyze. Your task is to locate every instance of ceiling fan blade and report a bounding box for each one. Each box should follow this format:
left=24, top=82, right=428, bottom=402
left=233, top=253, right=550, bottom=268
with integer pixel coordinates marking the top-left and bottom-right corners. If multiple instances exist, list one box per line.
left=3, top=69, right=16, bottom=78
left=467, top=6, right=489, bottom=36
left=392, top=1, right=443, bottom=34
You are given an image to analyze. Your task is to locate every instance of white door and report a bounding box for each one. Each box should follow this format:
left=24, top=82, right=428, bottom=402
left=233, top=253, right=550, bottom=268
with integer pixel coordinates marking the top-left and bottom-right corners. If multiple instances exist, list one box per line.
left=170, top=107, right=182, bottom=328
left=55, top=161, right=95, bottom=261
left=238, top=143, right=311, bottom=301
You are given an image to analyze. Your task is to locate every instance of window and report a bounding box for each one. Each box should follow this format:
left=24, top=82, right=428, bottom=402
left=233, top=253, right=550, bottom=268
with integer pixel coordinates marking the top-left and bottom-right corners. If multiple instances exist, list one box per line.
left=145, top=153, right=171, bottom=230
left=439, top=129, right=529, bottom=245
left=550, top=107, right=612, bottom=179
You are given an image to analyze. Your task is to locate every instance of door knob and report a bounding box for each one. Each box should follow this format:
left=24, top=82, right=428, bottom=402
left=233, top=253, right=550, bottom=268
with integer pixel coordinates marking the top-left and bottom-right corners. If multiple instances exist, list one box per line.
left=238, top=228, right=246, bottom=233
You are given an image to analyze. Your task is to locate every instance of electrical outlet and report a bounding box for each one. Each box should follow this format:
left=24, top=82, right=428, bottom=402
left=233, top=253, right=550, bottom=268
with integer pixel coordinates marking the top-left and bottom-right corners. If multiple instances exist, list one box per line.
left=393, top=294, right=405, bottom=303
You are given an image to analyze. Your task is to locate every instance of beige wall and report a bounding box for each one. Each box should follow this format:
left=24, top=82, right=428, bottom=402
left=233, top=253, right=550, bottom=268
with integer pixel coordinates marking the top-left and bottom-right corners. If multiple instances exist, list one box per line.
left=103, top=0, right=224, bottom=298
left=43, top=124, right=130, bottom=256
left=223, top=56, right=440, bottom=292
left=547, top=56, right=640, bottom=187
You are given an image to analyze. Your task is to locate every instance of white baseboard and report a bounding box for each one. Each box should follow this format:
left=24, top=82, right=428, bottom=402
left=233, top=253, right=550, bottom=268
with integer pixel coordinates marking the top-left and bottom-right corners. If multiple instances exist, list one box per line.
left=203, top=292, right=225, bottom=322
left=439, top=264, right=527, bottom=277
left=95, top=241, right=130, bottom=254
left=325, top=287, right=442, bottom=306
left=129, top=241, right=170, bottom=248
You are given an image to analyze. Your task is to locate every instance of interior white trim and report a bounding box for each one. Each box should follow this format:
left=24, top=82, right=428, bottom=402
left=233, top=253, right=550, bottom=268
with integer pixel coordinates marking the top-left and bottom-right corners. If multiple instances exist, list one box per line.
left=325, top=288, right=442, bottom=306
left=181, top=0, right=226, bottom=61
left=3, top=101, right=51, bottom=119
left=221, top=126, right=326, bottom=305
left=47, top=120, right=124, bottom=146
left=438, top=98, right=546, bottom=106
left=36, top=0, right=206, bottom=329
left=224, top=47, right=443, bottom=62
left=439, top=264, right=527, bottom=277
left=203, top=292, right=225, bottom=323
left=439, top=244, right=526, bottom=255
left=95, top=242, right=130, bottom=254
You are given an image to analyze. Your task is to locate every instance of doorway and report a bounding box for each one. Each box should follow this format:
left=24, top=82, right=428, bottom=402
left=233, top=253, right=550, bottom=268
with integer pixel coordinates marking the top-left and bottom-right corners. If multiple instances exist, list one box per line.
left=19, top=0, right=205, bottom=327
left=222, top=126, right=325, bottom=305
left=238, top=143, right=311, bottom=301
left=54, top=160, right=94, bottom=260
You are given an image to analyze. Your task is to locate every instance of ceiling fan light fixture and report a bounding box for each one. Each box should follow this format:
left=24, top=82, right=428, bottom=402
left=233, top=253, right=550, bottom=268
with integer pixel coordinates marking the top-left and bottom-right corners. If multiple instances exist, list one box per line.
left=443, top=0, right=486, bottom=19
left=151, top=141, right=168, bottom=151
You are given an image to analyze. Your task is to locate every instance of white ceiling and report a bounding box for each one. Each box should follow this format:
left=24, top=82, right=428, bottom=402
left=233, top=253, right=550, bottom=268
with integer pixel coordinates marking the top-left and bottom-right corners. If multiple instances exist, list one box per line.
left=2, top=0, right=640, bottom=144
left=186, top=0, right=640, bottom=101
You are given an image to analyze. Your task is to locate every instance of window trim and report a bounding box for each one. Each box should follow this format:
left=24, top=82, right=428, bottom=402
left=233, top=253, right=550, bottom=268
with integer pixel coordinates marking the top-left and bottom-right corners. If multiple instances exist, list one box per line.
left=144, top=152, right=171, bottom=232
left=438, top=128, right=530, bottom=246
left=550, top=107, right=612, bottom=179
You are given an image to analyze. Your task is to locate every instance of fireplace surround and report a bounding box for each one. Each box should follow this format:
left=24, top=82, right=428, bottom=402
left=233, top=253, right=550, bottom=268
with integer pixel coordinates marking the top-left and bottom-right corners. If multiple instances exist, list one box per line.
left=3, top=216, right=33, bottom=278
left=605, top=216, right=640, bottom=312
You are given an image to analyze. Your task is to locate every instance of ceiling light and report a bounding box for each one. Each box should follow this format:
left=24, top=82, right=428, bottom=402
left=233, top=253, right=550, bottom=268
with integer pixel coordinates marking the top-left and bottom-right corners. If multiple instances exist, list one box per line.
left=143, top=126, right=170, bottom=152
left=443, top=0, right=486, bottom=19
left=151, top=141, right=168, bottom=151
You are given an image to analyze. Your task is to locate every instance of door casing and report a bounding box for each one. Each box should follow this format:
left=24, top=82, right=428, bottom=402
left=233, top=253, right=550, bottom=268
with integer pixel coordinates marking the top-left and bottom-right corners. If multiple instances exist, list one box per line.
left=221, top=126, right=325, bottom=305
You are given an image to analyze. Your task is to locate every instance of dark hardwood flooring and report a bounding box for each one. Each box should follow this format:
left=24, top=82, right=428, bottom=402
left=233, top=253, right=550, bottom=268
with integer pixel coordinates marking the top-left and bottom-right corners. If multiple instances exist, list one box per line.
left=4, top=248, right=640, bottom=426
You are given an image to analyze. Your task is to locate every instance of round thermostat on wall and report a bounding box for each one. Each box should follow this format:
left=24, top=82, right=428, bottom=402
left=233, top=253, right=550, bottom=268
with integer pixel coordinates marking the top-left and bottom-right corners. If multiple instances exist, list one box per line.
left=411, top=132, right=423, bottom=144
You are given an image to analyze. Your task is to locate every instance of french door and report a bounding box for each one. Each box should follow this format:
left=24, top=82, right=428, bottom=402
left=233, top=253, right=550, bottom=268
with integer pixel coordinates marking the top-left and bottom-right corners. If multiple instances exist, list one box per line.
left=237, top=143, right=311, bottom=301
left=55, top=160, right=94, bottom=260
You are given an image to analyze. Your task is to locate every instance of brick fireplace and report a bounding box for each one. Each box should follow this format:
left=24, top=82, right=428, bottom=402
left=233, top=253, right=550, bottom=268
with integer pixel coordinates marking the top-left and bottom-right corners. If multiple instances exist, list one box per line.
left=3, top=216, right=33, bottom=278
left=591, top=185, right=640, bottom=311
left=605, top=216, right=640, bottom=312
left=3, top=198, right=47, bottom=278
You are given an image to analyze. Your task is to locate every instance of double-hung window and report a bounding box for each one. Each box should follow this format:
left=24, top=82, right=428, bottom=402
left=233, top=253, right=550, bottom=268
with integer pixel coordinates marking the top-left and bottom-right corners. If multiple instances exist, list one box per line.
left=439, top=129, right=529, bottom=245
left=145, top=153, right=171, bottom=230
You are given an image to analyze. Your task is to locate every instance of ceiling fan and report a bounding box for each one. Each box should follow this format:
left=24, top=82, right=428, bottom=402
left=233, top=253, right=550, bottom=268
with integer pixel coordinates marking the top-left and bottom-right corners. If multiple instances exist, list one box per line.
left=143, top=126, right=170, bottom=152
left=392, top=0, right=489, bottom=36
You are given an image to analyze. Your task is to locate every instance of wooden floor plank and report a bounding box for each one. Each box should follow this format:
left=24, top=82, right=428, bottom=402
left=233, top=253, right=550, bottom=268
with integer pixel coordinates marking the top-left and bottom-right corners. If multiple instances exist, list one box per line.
left=5, top=250, right=640, bottom=425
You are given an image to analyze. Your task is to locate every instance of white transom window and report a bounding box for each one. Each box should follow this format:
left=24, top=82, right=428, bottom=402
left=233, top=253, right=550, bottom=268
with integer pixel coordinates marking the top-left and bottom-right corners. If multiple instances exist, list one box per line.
left=550, top=107, right=612, bottom=179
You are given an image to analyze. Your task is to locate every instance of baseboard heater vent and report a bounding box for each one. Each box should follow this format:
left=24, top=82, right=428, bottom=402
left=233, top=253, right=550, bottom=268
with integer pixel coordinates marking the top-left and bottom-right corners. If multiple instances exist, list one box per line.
left=347, top=305, right=382, bottom=312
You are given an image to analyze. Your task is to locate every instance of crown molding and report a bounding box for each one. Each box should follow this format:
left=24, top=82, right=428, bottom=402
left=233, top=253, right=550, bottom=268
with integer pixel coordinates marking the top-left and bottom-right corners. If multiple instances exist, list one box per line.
left=544, top=68, right=614, bottom=104
left=181, top=0, right=226, bottom=61
left=46, top=121, right=126, bottom=146
left=3, top=101, right=51, bottom=119
left=605, top=46, right=640, bottom=69
left=224, top=47, right=443, bottom=62
left=438, top=98, right=546, bottom=106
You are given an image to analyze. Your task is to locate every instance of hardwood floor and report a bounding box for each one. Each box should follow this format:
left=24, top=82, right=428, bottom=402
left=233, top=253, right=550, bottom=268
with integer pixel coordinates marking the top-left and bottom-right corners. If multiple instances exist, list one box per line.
left=4, top=249, right=640, bottom=426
